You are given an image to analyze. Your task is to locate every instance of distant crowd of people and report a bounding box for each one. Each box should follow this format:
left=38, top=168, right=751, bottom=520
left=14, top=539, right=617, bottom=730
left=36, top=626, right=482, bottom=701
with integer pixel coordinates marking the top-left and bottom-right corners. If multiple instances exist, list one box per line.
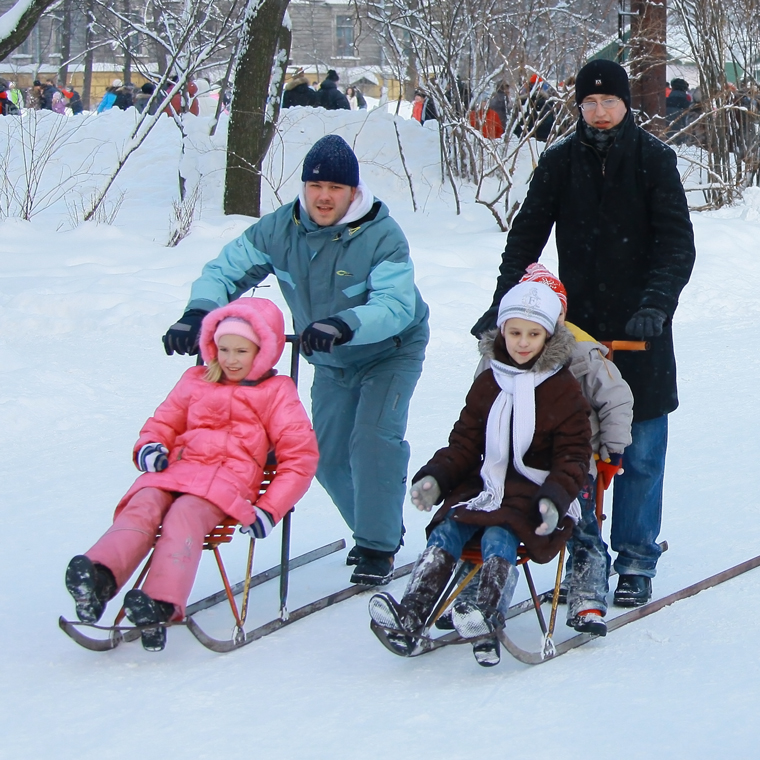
left=0, top=78, right=81, bottom=115
left=96, top=77, right=200, bottom=117
left=283, top=68, right=367, bottom=111
left=0, top=75, right=202, bottom=117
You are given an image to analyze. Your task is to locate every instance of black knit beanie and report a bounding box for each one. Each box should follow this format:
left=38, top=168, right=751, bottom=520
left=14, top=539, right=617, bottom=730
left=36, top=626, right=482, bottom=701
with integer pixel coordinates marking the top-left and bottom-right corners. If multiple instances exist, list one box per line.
left=327, top=69, right=339, bottom=82
left=301, top=135, right=360, bottom=187
left=575, top=59, right=631, bottom=109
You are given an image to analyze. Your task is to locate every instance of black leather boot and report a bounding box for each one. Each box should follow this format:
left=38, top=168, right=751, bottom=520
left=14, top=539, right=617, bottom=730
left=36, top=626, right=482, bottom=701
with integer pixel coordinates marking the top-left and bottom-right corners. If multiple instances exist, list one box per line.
left=399, top=545, right=458, bottom=631
left=613, top=574, right=652, bottom=607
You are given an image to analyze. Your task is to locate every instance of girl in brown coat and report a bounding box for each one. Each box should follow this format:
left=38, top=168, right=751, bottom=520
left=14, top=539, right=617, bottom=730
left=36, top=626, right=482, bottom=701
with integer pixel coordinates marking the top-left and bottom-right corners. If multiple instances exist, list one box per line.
left=369, top=282, right=591, bottom=666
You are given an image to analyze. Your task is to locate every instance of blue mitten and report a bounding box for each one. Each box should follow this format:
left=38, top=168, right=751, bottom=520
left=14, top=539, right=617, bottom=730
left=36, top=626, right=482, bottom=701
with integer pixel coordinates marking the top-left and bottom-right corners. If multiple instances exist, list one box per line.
left=136, top=443, right=169, bottom=472
left=240, top=508, right=276, bottom=539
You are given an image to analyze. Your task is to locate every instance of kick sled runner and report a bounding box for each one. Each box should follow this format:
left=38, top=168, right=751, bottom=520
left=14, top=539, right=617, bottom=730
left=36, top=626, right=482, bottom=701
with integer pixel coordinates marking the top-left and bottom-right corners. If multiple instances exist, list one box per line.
left=370, top=539, right=760, bottom=666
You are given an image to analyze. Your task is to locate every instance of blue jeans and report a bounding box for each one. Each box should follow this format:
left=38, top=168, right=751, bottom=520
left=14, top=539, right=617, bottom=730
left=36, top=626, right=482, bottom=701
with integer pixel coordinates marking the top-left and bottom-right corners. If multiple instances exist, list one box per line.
left=311, top=337, right=426, bottom=555
left=429, top=519, right=521, bottom=616
left=565, top=475, right=610, bottom=617
left=610, top=415, right=668, bottom=578
left=427, top=518, right=520, bottom=566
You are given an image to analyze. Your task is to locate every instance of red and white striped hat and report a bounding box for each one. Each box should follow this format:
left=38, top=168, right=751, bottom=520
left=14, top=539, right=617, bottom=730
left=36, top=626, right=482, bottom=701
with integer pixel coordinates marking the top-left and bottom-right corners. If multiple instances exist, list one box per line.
left=519, top=263, right=568, bottom=310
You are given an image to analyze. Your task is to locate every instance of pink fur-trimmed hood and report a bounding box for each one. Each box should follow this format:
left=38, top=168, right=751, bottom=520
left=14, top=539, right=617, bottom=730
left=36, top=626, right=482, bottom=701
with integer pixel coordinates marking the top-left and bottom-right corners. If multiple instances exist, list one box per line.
left=199, top=298, right=285, bottom=381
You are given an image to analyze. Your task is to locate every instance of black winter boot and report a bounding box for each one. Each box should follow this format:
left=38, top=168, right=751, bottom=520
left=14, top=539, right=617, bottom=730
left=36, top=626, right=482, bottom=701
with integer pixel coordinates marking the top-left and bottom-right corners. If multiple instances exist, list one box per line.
left=368, top=593, right=419, bottom=656
left=399, top=546, right=458, bottom=629
left=65, top=555, right=117, bottom=624
left=435, top=561, right=480, bottom=630
left=350, top=547, right=395, bottom=586
left=452, top=556, right=513, bottom=667
left=567, top=609, right=607, bottom=636
left=613, top=574, right=652, bottom=607
left=345, top=546, right=362, bottom=566
left=369, top=546, right=456, bottom=655
left=123, top=589, right=175, bottom=651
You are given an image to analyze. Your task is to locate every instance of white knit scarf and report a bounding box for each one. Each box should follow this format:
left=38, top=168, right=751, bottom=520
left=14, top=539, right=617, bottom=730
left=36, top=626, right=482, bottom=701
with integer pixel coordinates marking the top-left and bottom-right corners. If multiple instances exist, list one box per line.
left=457, top=357, right=581, bottom=523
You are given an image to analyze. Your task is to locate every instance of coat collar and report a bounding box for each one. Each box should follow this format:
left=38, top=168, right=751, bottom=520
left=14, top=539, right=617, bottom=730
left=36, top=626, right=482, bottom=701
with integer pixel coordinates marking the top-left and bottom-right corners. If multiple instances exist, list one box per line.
left=291, top=197, right=384, bottom=241
left=574, top=109, right=637, bottom=178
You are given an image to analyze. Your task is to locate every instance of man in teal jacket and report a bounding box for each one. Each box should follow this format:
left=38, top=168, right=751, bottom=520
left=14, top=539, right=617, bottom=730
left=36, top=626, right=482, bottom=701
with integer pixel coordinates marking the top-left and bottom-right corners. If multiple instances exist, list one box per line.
left=163, top=135, right=430, bottom=585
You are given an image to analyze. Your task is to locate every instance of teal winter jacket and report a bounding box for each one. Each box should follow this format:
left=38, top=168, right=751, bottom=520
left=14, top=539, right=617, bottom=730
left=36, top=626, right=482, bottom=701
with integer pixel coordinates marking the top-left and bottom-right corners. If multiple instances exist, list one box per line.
left=188, top=198, right=429, bottom=368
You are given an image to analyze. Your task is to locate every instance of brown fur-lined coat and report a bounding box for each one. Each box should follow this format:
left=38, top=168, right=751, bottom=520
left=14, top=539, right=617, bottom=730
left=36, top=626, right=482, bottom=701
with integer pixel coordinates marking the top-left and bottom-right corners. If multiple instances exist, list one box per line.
left=415, top=325, right=591, bottom=564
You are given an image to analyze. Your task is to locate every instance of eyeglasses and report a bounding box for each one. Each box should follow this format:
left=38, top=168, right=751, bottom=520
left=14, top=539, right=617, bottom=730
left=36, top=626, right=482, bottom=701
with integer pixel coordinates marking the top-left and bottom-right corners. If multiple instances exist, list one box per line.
left=578, top=97, right=622, bottom=113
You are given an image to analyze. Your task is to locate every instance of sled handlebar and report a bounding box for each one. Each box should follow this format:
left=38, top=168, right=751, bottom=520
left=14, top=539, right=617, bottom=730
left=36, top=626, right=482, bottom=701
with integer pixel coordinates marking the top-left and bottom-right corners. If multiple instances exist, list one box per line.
left=601, top=340, right=649, bottom=360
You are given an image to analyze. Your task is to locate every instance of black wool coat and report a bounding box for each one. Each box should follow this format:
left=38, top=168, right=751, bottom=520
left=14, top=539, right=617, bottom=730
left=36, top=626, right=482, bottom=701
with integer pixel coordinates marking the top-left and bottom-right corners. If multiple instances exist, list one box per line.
left=318, top=80, right=350, bottom=111
left=283, top=83, right=319, bottom=108
left=487, top=112, right=696, bottom=421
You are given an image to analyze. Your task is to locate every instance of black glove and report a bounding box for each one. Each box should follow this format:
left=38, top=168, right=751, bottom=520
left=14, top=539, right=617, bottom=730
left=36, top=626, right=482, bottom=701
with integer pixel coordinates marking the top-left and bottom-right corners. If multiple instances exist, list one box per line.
left=624, top=308, right=667, bottom=339
left=470, top=305, right=499, bottom=338
left=162, top=309, right=208, bottom=356
left=301, top=317, right=353, bottom=357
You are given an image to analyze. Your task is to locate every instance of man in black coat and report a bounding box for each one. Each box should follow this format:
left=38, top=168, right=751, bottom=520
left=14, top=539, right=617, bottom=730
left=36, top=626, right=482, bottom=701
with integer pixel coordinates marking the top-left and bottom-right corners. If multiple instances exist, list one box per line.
left=318, top=70, right=350, bottom=111
left=471, top=59, right=696, bottom=606
left=666, top=78, right=692, bottom=144
left=282, top=70, right=319, bottom=108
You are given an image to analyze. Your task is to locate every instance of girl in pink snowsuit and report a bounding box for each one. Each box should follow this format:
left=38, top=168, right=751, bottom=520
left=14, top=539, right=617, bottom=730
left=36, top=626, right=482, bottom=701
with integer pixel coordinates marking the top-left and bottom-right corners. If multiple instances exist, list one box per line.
left=65, top=297, right=319, bottom=650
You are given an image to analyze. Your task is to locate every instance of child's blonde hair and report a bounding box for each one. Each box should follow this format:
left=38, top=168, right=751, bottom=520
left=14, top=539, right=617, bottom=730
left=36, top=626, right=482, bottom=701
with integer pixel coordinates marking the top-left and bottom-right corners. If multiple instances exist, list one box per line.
left=204, top=359, right=223, bottom=383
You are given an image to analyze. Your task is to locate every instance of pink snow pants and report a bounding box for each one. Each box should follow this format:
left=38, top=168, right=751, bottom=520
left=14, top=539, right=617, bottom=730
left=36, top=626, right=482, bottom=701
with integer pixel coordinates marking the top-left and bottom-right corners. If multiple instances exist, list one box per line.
left=86, top=487, right=225, bottom=619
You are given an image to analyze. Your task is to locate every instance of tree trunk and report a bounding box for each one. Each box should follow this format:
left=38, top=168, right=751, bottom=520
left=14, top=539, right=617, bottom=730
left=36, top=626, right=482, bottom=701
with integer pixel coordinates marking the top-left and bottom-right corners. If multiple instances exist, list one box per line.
left=223, top=0, right=291, bottom=218
left=629, top=0, right=667, bottom=129
left=0, top=0, right=61, bottom=60
left=82, top=0, right=94, bottom=108
left=57, top=0, right=72, bottom=86
left=122, top=0, right=132, bottom=85
left=152, top=0, right=169, bottom=76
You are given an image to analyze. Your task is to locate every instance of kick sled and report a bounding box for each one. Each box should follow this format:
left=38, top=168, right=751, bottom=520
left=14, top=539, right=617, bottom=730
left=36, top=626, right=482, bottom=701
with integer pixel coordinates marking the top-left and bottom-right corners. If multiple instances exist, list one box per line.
left=60, top=336, right=414, bottom=653
left=369, top=539, right=579, bottom=665
left=370, top=537, right=760, bottom=666
left=371, top=338, right=760, bottom=665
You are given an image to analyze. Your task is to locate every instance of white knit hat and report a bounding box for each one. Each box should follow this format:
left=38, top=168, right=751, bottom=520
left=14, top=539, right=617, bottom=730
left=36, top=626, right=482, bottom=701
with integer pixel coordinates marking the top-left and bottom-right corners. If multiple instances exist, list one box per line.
left=497, top=281, right=562, bottom=335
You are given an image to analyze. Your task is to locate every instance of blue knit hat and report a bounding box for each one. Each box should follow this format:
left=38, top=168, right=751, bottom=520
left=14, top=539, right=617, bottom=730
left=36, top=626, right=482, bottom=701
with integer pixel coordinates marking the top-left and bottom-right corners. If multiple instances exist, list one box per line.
left=301, top=135, right=360, bottom=187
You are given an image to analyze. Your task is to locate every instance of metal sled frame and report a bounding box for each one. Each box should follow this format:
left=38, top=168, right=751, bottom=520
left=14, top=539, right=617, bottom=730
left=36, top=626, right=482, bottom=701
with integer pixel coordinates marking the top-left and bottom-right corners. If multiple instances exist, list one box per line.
left=371, top=539, right=569, bottom=660
left=59, top=335, right=363, bottom=652
left=371, top=342, right=760, bottom=664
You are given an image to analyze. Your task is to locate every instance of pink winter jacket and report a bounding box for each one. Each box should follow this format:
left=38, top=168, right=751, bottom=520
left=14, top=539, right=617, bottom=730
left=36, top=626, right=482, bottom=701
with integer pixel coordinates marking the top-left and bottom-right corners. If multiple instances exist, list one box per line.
left=116, top=298, right=319, bottom=527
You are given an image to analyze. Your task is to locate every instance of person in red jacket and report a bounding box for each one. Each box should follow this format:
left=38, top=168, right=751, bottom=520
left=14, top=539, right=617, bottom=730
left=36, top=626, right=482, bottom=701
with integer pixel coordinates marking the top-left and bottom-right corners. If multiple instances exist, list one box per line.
left=64, top=298, right=318, bottom=651
left=164, top=76, right=200, bottom=116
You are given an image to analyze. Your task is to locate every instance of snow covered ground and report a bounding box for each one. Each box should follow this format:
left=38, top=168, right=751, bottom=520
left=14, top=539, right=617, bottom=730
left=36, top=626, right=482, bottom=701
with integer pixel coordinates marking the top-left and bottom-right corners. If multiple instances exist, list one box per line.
left=1, top=106, right=760, bottom=759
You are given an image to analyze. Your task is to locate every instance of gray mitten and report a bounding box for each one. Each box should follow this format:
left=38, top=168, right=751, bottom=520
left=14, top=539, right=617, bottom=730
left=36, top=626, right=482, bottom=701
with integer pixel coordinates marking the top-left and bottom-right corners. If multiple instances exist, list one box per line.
left=410, top=476, right=441, bottom=512
left=535, top=498, right=559, bottom=536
